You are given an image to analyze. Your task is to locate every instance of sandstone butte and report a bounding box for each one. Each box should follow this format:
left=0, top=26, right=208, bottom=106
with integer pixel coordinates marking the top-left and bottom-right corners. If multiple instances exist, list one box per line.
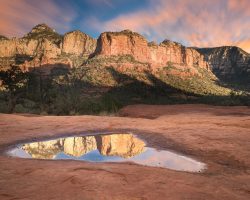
left=0, top=24, right=211, bottom=78
left=95, top=30, right=209, bottom=70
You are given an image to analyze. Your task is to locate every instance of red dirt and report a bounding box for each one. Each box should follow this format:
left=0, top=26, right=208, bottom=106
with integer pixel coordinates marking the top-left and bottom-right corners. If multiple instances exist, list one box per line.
left=0, top=104, right=250, bottom=200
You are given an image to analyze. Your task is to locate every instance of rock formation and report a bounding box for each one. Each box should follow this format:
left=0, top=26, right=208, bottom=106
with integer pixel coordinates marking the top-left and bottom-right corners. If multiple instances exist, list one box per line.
left=0, top=26, right=211, bottom=78
left=197, top=47, right=250, bottom=83
left=62, top=30, right=96, bottom=56
left=0, top=24, right=62, bottom=58
left=0, top=24, right=249, bottom=82
left=0, top=24, right=96, bottom=73
left=94, top=30, right=210, bottom=76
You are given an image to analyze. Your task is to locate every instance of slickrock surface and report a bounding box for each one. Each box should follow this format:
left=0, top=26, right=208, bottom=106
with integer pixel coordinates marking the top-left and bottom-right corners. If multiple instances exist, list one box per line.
left=0, top=104, right=249, bottom=200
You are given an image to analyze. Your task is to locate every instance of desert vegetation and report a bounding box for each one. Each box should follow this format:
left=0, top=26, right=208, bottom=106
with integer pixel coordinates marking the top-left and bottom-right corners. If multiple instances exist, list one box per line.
left=0, top=59, right=249, bottom=115
left=0, top=25, right=249, bottom=115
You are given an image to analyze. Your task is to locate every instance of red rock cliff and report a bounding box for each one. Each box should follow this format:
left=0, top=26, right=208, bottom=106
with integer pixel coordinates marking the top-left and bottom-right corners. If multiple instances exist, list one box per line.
left=95, top=30, right=210, bottom=71
left=62, top=30, right=97, bottom=56
left=0, top=25, right=97, bottom=72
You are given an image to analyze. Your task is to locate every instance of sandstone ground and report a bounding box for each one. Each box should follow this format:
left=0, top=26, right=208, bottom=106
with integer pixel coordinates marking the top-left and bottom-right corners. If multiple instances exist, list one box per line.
left=0, top=104, right=249, bottom=200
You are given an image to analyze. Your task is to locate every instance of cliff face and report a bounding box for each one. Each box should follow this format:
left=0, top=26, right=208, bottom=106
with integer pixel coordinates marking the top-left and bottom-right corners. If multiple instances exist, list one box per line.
left=0, top=24, right=62, bottom=58
left=94, top=30, right=210, bottom=75
left=1, top=24, right=249, bottom=83
left=0, top=24, right=96, bottom=72
left=0, top=25, right=212, bottom=78
left=62, top=30, right=97, bottom=56
left=95, top=30, right=150, bottom=63
left=197, top=47, right=250, bottom=83
left=0, top=38, right=39, bottom=57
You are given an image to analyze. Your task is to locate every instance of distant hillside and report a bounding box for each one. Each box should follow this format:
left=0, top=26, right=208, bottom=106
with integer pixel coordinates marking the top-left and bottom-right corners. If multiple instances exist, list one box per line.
left=197, top=46, right=250, bottom=84
left=0, top=24, right=249, bottom=115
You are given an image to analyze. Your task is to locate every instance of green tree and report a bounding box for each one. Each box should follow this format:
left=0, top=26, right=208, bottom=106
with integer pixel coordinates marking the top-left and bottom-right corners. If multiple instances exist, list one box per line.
left=0, top=65, right=28, bottom=113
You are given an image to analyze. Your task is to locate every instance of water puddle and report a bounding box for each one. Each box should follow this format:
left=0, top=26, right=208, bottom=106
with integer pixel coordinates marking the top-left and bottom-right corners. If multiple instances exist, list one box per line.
left=7, top=133, right=206, bottom=172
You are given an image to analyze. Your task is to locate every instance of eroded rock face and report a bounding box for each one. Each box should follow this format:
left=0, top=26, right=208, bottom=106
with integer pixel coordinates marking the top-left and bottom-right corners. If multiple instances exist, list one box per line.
left=1, top=25, right=248, bottom=82
left=95, top=30, right=210, bottom=71
left=95, top=30, right=149, bottom=62
left=22, top=24, right=62, bottom=44
left=158, top=40, right=208, bottom=69
left=197, top=47, right=250, bottom=83
left=62, top=31, right=97, bottom=56
left=0, top=24, right=95, bottom=72
left=0, top=24, right=62, bottom=58
left=26, top=24, right=55, bottom=35
left=0, top=26, right=213, bottom=79
left=0, top=38, right=38, bottom=57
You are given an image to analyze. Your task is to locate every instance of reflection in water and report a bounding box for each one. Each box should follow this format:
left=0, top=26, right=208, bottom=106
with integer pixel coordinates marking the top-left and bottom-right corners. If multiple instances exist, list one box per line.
left=7, top=133, right=206, bottom=172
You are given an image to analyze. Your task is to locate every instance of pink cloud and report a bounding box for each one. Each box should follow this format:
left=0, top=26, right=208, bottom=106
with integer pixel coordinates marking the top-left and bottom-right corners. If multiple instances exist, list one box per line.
left=88, top=0, right=250, bottom=52
left=228, top=0, right=250, bottom=14
left=0, top=0, right=75, bottom=37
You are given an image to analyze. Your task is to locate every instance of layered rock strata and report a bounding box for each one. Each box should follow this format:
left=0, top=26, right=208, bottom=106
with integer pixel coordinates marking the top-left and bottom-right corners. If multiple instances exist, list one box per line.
left=94, top=30, right=210, bottom=73
left=1, top=24, right=249, bottom=81
left=197, top=47, right=250, bottom=83
left=0, top=24, right=97, bottom=72
left=62, top=30, right=96, bottom=56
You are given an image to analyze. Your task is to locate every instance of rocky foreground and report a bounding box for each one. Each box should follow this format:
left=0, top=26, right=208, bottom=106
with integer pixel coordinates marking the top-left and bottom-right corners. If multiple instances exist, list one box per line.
left=0, top=105, right=249, bottom=200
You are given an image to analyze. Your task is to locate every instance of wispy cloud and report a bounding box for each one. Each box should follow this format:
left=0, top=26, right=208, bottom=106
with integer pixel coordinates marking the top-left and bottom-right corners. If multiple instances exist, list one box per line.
left=0, top=0, right=75, bottom=37
left=0, top=0, right=249, bottom=52
left=87, top=0, right=250, bottom=52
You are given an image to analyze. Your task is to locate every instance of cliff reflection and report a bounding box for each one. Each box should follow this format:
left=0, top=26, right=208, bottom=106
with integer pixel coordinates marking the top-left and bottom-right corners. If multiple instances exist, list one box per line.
left=22, top=133, right=145, bottom=159
left=8, top=133, right=207, bottom=172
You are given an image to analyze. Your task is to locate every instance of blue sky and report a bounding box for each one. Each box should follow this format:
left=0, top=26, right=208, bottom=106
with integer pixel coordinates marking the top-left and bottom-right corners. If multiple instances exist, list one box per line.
left=0, top=0, right=250, bottom=52
left=53, top=0, right=149, bottom=38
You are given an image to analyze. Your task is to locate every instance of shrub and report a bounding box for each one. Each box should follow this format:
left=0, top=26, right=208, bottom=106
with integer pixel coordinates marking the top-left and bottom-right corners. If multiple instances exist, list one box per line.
left=0, top=100, right=8, bottom=113
left=14, top=104, right=29, bottom=113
